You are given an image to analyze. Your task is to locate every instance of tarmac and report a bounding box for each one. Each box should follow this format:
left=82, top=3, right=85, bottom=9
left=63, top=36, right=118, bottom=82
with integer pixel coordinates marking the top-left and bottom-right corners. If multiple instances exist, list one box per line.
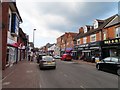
left=2, top=59, right=96, bottom=89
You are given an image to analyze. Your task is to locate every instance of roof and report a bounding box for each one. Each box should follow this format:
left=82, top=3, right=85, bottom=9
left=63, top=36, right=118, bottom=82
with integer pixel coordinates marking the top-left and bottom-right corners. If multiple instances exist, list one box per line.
left=75, top=14, right=118, bottom=39
left=105, top=14, right=120, bottom=28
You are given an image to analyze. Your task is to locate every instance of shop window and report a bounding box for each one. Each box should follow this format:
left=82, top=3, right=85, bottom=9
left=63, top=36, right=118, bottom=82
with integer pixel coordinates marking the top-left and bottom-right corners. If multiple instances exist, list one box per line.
left=116, top=27, right=120, bottom=38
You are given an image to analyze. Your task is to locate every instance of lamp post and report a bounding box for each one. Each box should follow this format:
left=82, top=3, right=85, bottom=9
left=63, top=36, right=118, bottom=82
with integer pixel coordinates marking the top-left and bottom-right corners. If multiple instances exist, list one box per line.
left=33, top=29, right=36, bottom=48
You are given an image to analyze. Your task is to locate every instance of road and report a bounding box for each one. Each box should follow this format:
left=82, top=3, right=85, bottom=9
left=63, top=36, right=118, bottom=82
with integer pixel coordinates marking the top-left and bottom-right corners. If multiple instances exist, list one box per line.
left=38, top=60, right=118, bottom=88
left=2, top=59, right=119, bottom=89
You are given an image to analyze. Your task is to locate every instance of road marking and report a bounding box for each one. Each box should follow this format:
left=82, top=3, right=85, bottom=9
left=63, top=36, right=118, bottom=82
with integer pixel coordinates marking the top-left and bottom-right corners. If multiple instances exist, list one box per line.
left=2, top=71, right=14, bottom=81
left=39, top=84, right=42, bottom=88
left=26, top=70, right=33, bottom=73
left=80, top=85, right=86, bottom=90
left=2, top=82, right=11, bottom=86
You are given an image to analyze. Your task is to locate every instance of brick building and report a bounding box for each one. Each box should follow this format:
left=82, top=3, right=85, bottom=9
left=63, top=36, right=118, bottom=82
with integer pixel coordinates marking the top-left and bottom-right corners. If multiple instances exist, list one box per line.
left=2, top=2, right=22, bottom=70
left=57, top=32, right=78, bottom=56
left=74, top=14, right=120, bottom=62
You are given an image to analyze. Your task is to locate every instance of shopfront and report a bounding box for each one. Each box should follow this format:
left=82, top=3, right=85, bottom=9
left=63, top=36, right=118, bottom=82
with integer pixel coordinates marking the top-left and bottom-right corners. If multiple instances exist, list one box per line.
left=7, top=38, right=18, bottom=67
left=102, top=38, right=120, bottom=58
left=88, top=41, right=103, bottom=62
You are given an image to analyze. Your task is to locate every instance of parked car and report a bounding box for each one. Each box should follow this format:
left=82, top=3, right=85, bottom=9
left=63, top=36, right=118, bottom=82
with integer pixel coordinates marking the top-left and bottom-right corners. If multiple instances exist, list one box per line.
left=39, top=56, right=56, bottom=69
left=96, top=57, right=120, bottom=76
left=61, top=53, right=72, bottom=61
left=53, top=55, right=61, bottom=59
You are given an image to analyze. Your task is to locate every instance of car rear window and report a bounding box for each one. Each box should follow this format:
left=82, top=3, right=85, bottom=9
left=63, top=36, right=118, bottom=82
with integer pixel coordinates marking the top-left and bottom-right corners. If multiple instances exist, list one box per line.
left=111, top=57, right=119, bottom=62
left=42, top=56, right=53, bottom=61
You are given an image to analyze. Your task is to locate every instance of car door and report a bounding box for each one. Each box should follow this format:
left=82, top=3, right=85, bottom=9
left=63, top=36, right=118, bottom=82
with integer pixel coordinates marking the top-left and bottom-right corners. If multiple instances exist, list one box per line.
left=102, top=57, right=111, bottom=71
left=110, top=57, right=119, bottom=72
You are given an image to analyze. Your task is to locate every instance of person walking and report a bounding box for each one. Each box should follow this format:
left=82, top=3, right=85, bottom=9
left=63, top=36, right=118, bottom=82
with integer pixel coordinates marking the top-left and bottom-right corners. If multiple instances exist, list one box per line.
left=30, top=51, right=33, bottom=61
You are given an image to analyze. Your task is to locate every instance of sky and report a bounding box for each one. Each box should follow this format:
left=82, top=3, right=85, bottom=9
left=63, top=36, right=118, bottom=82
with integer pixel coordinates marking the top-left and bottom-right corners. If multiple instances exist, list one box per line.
left=16, top=0, right=118, bottom=48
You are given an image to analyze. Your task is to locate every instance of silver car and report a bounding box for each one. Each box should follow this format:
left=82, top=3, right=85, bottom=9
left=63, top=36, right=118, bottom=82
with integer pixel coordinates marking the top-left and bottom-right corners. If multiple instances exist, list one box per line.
left=39, top=56, right=56, bottom=69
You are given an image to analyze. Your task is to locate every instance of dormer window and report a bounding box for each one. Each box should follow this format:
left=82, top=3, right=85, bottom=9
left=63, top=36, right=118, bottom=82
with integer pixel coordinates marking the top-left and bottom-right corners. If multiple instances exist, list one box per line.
left=93, top=20, right=98, bottom=29
left=83, top=26, right=87, bottom=33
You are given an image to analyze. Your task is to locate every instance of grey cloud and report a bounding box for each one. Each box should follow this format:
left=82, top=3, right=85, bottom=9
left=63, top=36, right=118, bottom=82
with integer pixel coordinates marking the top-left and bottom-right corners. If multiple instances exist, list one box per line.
left=35, top=2, right=118, bottom=33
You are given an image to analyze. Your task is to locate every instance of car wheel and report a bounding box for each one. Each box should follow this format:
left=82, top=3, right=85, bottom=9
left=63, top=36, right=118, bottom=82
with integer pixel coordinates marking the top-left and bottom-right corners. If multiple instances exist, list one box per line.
left=97, top=64, right=100, bottom=70
left=117, top=68, right=120, bottom=76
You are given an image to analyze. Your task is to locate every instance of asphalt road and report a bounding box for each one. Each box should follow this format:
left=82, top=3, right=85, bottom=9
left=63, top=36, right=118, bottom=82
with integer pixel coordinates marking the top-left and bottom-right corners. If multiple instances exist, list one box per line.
left=38, top=59, right=118, bottom=88
left=2, top=59, right=119, bottom=89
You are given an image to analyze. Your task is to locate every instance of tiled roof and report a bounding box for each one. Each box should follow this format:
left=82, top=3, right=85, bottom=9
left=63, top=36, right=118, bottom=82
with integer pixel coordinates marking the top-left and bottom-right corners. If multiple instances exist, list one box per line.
left=75, top=14, right=118, bottom=39
left=105, top=14, right=120, bottom=28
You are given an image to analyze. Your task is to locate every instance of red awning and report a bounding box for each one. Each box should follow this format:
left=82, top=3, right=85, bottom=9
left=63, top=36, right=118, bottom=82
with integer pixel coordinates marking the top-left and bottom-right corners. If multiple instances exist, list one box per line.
left=8, top=43, right=19, bottom=48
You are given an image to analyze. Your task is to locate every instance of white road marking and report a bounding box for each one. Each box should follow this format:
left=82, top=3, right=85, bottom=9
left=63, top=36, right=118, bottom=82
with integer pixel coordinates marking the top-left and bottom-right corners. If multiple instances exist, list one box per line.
left=2, top=82, right=11, bottom=86
left=26, top=70, right=33, bottom=73
left=2, top=71, right=14, bottom=81
left=80, top=85, right=86, bottom=90
left=39, top=84, right=42, bottom=88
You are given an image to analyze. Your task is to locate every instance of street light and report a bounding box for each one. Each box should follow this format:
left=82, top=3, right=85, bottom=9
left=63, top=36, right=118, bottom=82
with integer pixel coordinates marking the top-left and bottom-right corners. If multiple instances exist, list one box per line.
left=33, top=29, right=36, bottom=48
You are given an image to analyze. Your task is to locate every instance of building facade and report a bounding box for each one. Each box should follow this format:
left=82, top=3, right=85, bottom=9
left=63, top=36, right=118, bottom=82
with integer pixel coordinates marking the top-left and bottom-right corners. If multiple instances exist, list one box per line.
left=2, top=2, right=23, bottom=70
left=74, top=14, right=120, bottom=62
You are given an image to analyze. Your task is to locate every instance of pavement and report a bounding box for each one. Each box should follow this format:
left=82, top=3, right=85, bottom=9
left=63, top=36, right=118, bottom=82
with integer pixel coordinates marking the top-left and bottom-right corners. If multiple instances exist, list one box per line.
left=2, top=60, right=40, bottom=88
left=72, top=59, right=96, bottom=66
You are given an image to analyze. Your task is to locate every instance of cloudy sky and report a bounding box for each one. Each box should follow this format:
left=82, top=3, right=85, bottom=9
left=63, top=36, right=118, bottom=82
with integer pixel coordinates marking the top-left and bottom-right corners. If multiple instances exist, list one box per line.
left=16, top=0, right=118, bottom=48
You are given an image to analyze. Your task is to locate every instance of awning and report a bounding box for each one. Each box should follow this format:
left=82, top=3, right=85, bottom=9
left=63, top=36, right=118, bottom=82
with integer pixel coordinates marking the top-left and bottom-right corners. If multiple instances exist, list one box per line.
left=8, top=43, right=19, bottom=48
left=66, top=48, right=73, bottom=52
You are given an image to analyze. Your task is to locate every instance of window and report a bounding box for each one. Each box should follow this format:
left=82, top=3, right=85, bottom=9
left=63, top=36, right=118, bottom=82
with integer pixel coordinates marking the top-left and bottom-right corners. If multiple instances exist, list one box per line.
left=83, top=37, right=87, bottom=44
left=111, top=57, right=118, bottom=62
left=93, top=20, right=98, bottom=29
left=103, top=57, right=111, bottom=62
left=90, top=34, right=96, bottom=42
left=103, top=31, right=106, bottom=40
left=83, top=26, right=87, bottom=33
left=77, top=39, right=80, bottom=45
left=116, top=27, right=120, bottom=38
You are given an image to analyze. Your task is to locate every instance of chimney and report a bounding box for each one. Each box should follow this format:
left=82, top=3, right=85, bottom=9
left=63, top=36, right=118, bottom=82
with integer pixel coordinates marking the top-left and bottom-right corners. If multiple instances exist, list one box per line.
left=79, top=27, right=84, bottom=33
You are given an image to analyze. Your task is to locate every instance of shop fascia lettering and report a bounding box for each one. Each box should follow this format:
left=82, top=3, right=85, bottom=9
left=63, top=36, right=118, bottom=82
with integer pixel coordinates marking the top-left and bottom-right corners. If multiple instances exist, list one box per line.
left=104, top=38, right=120, bottom=44
left=78, top=44, right=89, bottom=48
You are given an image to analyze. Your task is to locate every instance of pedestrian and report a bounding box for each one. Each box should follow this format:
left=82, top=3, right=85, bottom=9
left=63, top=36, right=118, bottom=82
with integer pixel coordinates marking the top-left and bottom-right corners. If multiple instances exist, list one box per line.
left=30, top=51, right=33, bottom=61
left=28, top=53, right=30, bottom=61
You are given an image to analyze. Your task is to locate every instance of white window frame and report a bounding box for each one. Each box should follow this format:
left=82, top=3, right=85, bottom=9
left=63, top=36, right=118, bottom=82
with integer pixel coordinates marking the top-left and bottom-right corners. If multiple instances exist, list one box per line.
left=83, top=37, right=87, bottom=44
left=103, top=31, right=107, bottom=40
left=93, top=20, right=98, bottom=29
left=90, top=34, right=96, bottom=42
left=115, top=27, right=120, bottom=38
left=83, top=26, right=87, bottom=33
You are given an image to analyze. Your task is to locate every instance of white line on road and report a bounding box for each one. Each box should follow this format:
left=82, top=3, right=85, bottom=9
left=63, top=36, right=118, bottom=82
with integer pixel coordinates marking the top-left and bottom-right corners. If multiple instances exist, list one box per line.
left=2, top=82, right=11, bottom=86
left=39, top=84, right=42, bottom=88
left=80, top=85, right=86, bottom=90
left=2, top=71, right=14, bottom=81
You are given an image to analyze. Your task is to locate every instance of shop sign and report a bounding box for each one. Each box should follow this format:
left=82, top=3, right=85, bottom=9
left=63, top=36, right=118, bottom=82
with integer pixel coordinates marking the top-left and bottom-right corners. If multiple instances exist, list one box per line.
left=104, top=38, right=120, bottom=45
left=78, top=44, right=89, bottom=48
